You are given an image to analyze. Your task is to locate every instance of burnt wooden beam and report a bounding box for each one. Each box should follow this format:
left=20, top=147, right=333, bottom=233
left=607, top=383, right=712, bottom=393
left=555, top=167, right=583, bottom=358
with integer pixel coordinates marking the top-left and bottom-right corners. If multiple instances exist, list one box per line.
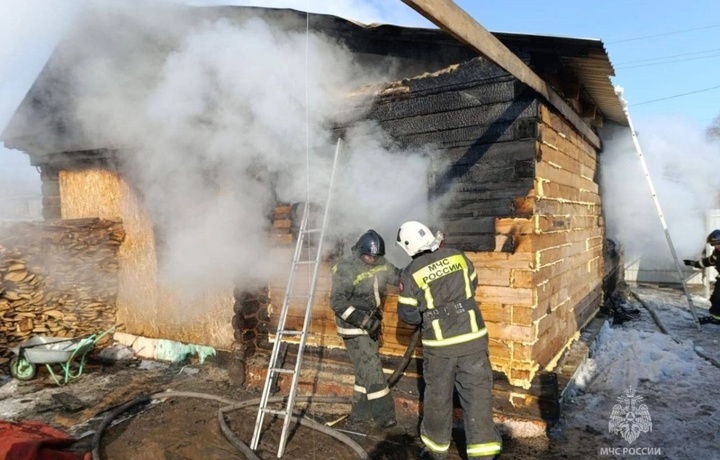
left=399, top=0, right=601, bottom=149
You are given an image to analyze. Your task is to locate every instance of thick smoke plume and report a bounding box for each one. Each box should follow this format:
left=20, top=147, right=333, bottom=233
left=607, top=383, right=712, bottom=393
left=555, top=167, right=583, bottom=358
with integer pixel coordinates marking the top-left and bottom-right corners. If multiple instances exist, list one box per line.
left=600, top=99, right=720, bottom=280
left=53, top=2, right=432, bottom=294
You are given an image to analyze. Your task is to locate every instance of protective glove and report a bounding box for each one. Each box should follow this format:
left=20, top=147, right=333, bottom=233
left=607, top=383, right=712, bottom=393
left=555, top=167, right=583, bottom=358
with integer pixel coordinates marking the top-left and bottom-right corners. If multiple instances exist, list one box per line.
left=361, top=315, right=381, bottom=340
left=683, top=259, right=696, bottom=267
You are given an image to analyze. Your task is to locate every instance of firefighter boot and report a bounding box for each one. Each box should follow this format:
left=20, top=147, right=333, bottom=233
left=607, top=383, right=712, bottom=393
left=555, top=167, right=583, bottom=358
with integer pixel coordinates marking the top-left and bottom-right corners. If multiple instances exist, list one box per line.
left=418, top=447, right=448, bottom=460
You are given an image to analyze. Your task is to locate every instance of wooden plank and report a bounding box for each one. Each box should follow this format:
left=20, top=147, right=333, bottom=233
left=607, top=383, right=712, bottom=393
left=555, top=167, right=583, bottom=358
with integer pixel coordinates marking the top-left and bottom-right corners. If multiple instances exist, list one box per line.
left=537, top=274, right=602, bottom=316
left=539, top=105, right=596, bottom=155
left=511, top=269, right=535, bottom=289
left=496, top=217, right=534, bottom=235
left=537, top=213, right=601, bottom=232
left=538, top=229, right=603, bottom=255
left=537, top=143, right=584, bottom=176
left=440, top=185, right=534, bottom=208
left=399, top=0, right=600, bottom=149
left=442, top=234, right=496, bottom=252
left=536, top=161, right=599, bottom=194
left=402, top=118, right=536, bottom=149
left=537, top=239, right=602, bottom=268
left=437, top=139, right=536, bottom=164
left=511, top=305, right=545, bottom=325
left=537, top=181, right=601, bottom=204
left=486, top=321, right=536, bottom=342
left=380, top=99, right=538, bottom=138
left=533, top=248, right=596, bottom=279
left=440, top=198, right=519, bottom=219
left=477, top=285, right=534, bottom=306
left=533, top=286, right=602, bottom=366
left=477, top=268, right=513, bottom=287
left=536, top=199, right=599, bottom=217
left=489, top=337, right=512, bottom=360
left=442, top=216, right=496, bottom=235
left=482, top=303, right=512, bottom=323
left=368, top=79, right=519, bottom=122
left=466, top=251, right=534, bottom=269
left=539, top=122, right=597, bottom=171
left=440, top=177, right=534, bottom=197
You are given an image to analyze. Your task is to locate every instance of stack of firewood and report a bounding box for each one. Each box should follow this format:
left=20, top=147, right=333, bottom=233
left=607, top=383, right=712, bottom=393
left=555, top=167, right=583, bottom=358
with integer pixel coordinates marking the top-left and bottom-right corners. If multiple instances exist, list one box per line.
left=0, top=218, right=125, bottom=371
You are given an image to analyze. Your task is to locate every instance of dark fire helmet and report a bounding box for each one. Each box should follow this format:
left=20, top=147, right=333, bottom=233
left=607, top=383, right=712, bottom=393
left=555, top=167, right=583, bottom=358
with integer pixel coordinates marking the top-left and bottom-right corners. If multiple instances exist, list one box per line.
left=352, top=229, right=386, bottom=257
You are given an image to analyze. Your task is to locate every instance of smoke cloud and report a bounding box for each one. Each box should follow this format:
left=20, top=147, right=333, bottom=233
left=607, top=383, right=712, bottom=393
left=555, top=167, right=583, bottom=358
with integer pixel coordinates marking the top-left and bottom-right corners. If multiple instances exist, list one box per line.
left=48, top=2, right=432, bottom=295
left=600, top=100, right=720, bottom=278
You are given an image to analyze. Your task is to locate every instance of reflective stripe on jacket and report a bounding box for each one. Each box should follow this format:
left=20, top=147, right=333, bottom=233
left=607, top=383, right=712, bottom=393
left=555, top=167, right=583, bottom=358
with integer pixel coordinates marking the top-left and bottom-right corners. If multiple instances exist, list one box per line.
left=397, top=247, right=487, bottom=352
left=330, top=255, right=399, bottom=337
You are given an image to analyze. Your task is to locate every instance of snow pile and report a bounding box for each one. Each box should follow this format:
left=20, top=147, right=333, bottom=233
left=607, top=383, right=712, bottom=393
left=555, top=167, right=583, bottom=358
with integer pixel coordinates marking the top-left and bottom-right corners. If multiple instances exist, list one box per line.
left=557, top=286, right=720, bottom=459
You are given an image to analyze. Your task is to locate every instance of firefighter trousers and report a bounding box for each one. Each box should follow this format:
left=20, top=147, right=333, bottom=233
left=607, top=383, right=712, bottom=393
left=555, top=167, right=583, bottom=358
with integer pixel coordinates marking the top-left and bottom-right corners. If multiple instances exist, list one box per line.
left=710, top=281, right=720, bottom=319
left=421, top=350, right=501, bottom=459
left=343, top=335, right=396, bottom=425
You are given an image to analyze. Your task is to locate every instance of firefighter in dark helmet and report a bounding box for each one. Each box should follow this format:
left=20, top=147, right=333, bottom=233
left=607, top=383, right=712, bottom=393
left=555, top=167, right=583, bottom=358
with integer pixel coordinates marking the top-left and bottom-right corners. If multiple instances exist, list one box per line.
left=330, top=229, right=400, bottom=429
left=396, top=221, right=501, bottom=460
left=684, top=229, right=720, bottom=324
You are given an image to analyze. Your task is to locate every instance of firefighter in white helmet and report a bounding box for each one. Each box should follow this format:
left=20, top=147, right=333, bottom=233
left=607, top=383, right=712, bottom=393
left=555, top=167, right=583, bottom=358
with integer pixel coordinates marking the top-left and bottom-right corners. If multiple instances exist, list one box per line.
left=330, top=229, right=400, bottom=430
left=396, top=221, right=501, bottom=460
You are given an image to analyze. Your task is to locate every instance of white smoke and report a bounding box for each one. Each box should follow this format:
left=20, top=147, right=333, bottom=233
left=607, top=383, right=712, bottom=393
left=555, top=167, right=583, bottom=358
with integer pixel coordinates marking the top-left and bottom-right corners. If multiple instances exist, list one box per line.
left=53, top=2, right=433, bottom=293
left=600, top=111, right=720, bottom=274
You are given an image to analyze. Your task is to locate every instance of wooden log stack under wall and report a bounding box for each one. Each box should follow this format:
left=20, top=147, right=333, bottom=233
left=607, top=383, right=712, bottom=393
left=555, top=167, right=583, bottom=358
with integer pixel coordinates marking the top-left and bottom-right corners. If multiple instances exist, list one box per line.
left=0, top=218, right=125, bottom=373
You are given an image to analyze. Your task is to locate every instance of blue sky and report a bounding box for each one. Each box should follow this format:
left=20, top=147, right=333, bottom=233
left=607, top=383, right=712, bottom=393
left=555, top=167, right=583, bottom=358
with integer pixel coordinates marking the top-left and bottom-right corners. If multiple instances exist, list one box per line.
left=1, top=0, right=720, bottom=191
left=456, top=0, right=720, bottom=127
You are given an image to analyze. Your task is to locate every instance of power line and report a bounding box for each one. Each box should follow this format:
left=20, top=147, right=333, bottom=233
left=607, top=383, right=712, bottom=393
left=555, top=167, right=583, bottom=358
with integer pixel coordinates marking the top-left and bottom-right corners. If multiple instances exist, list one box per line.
left=607, top=23, right=720, bottom=44
left=616, top=53, right=720, bottom=70
left=615, top=47, right=720, bottom=66
left=630, top=85, right=720, bottom=107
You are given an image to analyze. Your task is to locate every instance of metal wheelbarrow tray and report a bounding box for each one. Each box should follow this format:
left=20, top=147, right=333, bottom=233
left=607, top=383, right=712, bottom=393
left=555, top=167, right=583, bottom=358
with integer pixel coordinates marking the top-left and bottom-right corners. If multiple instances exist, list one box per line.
left=9, top=325, right=118, bottom=386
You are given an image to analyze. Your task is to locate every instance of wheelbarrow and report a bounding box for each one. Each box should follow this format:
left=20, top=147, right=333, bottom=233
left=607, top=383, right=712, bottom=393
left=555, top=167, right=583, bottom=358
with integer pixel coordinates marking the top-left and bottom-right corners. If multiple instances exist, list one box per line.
left=9, top=325, right=119, bottom=386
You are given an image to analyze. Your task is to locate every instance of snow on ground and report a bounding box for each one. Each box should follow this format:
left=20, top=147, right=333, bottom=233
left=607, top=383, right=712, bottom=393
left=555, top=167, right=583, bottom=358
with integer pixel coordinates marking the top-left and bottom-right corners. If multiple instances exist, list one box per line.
left=551, top=284, right=720, bottom=459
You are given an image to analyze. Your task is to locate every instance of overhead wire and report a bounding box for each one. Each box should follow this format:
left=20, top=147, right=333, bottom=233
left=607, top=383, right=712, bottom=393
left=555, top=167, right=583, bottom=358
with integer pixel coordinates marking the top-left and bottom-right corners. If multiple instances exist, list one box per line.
left=615, top=47, right=720, bottom=66
left=603, top=22, right=720, bottom=106
left=616, top=52, right=720, bottom=70
left=607, top=23, right=720, bottom=44
left=629, top=85, right=720, bottom=107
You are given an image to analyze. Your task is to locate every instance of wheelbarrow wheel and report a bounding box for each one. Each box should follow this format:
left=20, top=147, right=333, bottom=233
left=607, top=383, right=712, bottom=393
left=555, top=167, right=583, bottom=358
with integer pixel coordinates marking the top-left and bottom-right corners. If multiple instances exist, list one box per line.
left=10, top=357, right=37, bottom=381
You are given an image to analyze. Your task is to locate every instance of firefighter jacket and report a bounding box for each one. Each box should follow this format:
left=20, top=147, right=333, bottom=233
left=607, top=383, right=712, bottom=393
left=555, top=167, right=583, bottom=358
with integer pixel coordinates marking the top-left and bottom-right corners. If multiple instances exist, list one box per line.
left=691, top=248, right=720, bottom=277
left=330, top=255, right=400, bottom=338
left=397, top=247, right=488, bottom=357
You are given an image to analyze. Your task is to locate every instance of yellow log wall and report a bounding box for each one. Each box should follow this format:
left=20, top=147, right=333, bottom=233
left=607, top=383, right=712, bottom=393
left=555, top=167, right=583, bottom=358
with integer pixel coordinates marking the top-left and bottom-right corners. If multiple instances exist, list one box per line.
left=59, top=169, right=234, bottom=349
left=470, top=105, right=603, bottom=388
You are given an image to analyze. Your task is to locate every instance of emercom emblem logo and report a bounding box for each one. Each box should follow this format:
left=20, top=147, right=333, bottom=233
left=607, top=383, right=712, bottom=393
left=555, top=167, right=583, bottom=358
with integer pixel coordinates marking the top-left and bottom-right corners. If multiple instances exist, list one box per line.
left=608, top=387, right=652, bottom=443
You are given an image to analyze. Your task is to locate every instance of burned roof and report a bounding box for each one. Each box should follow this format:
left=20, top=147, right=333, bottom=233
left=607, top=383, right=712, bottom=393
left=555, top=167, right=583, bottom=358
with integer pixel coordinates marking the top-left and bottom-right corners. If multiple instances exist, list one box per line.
left=1, top=5, right=625, bottom=158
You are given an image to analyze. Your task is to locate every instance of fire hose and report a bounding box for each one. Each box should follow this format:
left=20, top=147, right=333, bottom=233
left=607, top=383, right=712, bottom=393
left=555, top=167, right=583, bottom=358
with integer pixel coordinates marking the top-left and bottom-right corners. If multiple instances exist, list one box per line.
left=90, top=328, right=421, bottom=459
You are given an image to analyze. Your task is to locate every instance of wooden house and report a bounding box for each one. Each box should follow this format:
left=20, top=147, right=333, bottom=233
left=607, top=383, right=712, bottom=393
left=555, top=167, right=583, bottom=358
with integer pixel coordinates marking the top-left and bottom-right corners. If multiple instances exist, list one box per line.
left=1, top=5, right=624, bottom=425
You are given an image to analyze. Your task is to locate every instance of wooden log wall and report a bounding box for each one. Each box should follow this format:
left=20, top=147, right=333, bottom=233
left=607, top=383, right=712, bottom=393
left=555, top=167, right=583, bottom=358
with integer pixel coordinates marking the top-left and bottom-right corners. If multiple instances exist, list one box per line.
left=59, top=168, right=235, bottom=349
left=0, top=218, right=125, bottom=374
left=530, top=104, right=603, bottom=378
left=478, top=103, right=604, bottom=389
left=258, top=56, right=604, bottom=396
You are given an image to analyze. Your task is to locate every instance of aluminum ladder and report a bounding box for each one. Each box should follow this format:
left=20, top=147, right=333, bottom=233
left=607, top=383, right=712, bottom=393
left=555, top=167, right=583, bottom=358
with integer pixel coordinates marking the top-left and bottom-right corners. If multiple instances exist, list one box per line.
left=250, top=138, right=342, bottom=458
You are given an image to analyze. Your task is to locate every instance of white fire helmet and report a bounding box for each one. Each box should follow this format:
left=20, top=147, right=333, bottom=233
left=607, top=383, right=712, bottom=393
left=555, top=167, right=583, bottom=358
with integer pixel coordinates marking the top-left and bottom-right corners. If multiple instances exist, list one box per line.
left=396, top=221, right=444, bottom=257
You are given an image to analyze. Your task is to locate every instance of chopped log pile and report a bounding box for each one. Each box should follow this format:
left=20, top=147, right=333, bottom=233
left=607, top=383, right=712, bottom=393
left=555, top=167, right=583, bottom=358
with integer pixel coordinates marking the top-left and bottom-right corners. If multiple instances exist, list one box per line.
left=0, top=218, right=125, bottom=373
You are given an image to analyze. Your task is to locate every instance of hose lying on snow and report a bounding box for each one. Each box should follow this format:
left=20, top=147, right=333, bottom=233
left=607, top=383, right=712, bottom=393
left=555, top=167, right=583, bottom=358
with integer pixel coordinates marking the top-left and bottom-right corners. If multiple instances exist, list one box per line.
left=91, top=327, right=422, bottom=459
left=629, top=289, right=720, bottom=369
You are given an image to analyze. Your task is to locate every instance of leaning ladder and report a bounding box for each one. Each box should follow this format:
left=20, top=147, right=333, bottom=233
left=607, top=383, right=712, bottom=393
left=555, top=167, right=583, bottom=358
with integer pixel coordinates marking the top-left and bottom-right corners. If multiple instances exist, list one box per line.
left=250, top=138, right=342, bottom=458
